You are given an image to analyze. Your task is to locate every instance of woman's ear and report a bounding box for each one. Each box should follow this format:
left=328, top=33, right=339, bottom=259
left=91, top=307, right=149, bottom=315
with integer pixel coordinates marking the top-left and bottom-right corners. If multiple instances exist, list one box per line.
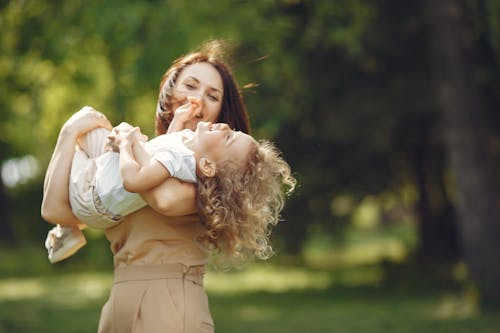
left=198, top=157, right=216, bottom=178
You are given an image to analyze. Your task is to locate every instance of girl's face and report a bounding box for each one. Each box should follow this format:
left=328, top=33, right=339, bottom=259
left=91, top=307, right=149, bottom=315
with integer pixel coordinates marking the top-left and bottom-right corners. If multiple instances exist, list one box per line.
left=187, top=122, right=256, bottom=174
left=172, top=62, right=224, bottom=130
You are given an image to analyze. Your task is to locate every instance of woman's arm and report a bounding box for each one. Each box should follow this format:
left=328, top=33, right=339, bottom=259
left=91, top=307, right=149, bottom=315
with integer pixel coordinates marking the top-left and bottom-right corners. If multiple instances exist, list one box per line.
left=41, top=125, right=81, bottom=225
left=140, top=178, right=197, bottom=216
left=41, top=106, right=112, bottom=225
left=116, top=128, right=172, bottom=193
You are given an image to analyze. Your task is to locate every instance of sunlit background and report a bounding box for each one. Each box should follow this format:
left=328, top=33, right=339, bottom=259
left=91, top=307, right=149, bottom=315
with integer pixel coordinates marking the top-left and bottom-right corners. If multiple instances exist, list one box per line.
left=1, top=0, right=500, bottom=332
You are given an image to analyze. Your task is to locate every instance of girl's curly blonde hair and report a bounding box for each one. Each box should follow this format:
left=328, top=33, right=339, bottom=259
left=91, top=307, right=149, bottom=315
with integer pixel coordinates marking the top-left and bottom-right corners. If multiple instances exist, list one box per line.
left=196, top=140, right=296, bottom=262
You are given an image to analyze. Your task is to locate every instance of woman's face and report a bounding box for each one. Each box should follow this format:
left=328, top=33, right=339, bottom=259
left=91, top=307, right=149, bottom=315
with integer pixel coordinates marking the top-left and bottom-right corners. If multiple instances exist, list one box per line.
left=172, top=62, right=224, bottom=130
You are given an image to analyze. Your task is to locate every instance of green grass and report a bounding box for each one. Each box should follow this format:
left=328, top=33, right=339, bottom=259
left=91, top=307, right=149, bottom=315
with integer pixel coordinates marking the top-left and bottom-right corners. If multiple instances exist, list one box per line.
left=211, top=288, right=500, bottom=333
left=1, top=268, right=499, bottom=333
left=2, top=223, right=498, bottom=332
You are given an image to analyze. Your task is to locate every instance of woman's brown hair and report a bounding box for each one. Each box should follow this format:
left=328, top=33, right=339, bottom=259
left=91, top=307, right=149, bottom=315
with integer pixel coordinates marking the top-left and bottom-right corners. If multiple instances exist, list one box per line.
left=155, top=41, right=250, bottom=135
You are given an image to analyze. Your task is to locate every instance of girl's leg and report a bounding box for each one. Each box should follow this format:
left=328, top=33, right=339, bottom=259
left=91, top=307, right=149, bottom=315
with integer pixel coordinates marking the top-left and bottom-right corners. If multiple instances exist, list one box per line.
left=47, top=127, right=112, bottom=264
left=77, top=127, right=111, bottom=159
left=71, top=128, right=111, bottom=228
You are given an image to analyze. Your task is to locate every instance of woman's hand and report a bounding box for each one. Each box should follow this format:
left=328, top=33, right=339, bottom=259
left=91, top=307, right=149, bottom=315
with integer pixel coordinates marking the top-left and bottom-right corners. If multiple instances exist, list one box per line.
left=167, top=96, right=202, bottom=133
left=61, top=106, right=112, bottom=137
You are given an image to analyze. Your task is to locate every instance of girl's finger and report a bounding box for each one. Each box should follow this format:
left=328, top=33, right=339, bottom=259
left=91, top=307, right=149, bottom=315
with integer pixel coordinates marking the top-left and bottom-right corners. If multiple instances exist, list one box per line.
left=176, top=103, right=191, bottom=113
left=188, top=96, right=201, bottom=106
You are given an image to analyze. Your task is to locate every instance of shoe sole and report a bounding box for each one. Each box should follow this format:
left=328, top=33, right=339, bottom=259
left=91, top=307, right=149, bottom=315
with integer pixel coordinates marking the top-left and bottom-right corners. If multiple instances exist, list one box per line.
left=49, top=236, right=87, bottom=264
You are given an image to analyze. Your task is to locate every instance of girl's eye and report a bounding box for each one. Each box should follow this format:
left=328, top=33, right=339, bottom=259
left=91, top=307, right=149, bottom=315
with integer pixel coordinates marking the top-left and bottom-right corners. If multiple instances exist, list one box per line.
left=208, top=95, right=218, bottom=102
left=185, top=83, right=195, bottom=89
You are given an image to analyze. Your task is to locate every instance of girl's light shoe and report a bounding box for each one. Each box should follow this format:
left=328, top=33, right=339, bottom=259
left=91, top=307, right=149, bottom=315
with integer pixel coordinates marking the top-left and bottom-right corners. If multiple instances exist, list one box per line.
left=45, top=225, right=87, bottom=264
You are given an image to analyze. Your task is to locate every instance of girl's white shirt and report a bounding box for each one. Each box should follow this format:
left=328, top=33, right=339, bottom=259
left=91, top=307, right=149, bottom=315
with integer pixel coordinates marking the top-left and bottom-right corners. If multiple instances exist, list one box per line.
left=94, top=130, right=196, bottom=218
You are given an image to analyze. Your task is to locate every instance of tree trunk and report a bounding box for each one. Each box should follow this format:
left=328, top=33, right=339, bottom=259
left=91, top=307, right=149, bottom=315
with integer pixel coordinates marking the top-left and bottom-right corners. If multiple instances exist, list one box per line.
left=426, top=0, right=500, bottom=307
left=0, top=178, right=15, bottom=243
left=412, top=148, right=458, bottom=276
left=413, top=119, right=459, bottom=264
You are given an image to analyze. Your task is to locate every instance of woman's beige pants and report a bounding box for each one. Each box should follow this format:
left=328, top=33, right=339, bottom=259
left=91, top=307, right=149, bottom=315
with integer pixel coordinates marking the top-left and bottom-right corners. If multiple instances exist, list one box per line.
left=98, top=264, right=214, bottom=333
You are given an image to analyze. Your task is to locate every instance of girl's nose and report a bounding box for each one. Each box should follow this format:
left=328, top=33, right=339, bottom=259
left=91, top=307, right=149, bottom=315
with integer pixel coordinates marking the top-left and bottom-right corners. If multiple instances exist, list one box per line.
left=212, top=123, right=228, bottom=131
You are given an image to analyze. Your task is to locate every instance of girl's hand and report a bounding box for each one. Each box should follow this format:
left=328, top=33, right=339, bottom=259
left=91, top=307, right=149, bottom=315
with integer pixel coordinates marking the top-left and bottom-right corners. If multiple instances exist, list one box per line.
left=61, top=106, right=112, bottom=136
left=105, top=122, right=134, bottom=152
left=175, top=96, right=202, bottom=121
left=111, top=122, right=135, bottom=134
left=108, top=126, right=147, bottom=150
left=169, top=96, right=202, bottom=132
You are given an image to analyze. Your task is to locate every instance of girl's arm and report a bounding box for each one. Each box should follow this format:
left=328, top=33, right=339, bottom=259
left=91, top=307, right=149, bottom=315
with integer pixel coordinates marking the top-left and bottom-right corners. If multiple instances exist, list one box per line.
left=134, top=97, right=201, bottom=215
left=110, top=123, right=197, bottom=216
left=167, top=97, right=201, bottom=134
left=41, top=106, right=112, bottom=225
left=115, top=127, right=172, bottom=193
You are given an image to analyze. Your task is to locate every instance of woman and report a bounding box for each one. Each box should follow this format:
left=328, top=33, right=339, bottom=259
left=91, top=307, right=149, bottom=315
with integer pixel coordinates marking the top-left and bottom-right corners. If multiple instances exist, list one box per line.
left=42, top=42, right=252, bottom=332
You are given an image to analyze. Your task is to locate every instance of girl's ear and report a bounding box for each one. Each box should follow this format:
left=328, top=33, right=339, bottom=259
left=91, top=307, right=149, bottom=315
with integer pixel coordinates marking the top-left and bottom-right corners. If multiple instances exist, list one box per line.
left=198, top=157, right=216, bottom=178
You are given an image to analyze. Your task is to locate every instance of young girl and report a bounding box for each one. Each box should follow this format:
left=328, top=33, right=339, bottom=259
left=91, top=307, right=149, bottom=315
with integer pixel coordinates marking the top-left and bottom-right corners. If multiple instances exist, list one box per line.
left=45, top=105, right=296, bottom=263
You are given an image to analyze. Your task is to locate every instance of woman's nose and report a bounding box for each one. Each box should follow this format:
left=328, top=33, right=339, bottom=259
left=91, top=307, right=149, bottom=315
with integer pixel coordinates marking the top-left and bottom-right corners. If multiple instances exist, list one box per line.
left=194, top=107, right=203, bottom=119
left=191, top=97, right=203, bottom=118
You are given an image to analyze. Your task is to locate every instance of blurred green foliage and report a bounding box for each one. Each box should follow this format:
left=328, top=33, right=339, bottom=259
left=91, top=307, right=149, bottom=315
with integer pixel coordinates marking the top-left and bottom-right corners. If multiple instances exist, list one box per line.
left=1, top=0, right=500, bottom=302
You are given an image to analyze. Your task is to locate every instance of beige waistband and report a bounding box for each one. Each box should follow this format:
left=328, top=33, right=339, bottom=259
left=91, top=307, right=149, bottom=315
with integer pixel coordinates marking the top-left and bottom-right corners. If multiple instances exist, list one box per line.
left=113, top=263, right=205, bottom=286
